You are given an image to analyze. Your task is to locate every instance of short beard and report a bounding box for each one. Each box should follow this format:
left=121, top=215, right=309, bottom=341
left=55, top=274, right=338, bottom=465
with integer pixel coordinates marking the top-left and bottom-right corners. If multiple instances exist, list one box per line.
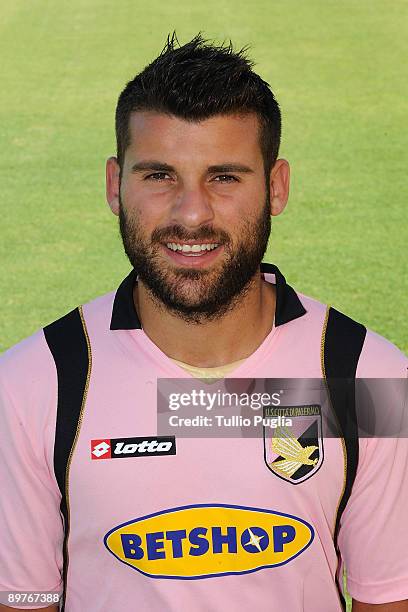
left=118, top=189, right=271, bottom=325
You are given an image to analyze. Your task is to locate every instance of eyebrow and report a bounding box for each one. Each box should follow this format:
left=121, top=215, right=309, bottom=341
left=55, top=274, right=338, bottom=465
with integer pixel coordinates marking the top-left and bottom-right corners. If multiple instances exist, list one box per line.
left=130, top=161, right=255, bottom=174
left=208, top=164, right=254, bottom=174
left=131, top=161, right=175, bottom=173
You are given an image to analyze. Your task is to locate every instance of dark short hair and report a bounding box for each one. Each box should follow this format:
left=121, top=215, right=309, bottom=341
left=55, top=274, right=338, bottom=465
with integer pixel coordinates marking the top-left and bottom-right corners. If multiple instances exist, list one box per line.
left=115, top=33, right=281, bottom=177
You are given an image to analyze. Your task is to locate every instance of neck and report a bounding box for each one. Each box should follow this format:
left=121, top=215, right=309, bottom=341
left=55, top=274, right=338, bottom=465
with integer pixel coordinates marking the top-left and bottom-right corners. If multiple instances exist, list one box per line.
left=133, top=271, right=276, bottom=368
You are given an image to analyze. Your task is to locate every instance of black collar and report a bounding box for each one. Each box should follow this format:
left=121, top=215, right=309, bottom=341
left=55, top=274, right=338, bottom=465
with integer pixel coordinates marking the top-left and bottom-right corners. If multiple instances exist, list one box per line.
left=110, top=262, right=306, bottom=330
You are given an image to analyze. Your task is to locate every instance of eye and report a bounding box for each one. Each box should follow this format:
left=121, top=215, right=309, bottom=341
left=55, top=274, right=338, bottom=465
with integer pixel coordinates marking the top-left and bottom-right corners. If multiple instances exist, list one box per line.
left=213, top=174, right=239, bottom=183
left=145, top=172, right=171, bottom=181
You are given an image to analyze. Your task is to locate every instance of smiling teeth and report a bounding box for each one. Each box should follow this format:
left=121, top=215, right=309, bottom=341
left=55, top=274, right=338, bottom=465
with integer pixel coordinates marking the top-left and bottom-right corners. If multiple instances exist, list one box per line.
left=166, top=243, right=219, bottom=253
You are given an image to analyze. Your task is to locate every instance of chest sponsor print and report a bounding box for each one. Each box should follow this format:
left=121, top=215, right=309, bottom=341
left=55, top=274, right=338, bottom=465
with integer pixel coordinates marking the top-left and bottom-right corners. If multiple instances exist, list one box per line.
left=264, top=405, right=324, bottom=484
left=104, top=504, right=314, bottom=579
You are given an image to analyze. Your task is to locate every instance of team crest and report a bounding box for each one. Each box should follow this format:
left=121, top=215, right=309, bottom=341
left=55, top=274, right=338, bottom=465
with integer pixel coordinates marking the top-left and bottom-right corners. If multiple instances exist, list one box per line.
left=263, top=405, right=324, bottom=484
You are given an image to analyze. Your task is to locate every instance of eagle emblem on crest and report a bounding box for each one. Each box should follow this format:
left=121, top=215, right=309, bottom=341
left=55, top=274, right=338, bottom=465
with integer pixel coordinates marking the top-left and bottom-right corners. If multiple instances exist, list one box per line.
left=264, top=405, right=324, bottom=484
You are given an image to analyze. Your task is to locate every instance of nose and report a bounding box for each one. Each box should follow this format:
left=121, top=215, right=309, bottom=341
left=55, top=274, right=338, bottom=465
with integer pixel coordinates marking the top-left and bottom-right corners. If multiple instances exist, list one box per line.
left=170, top=186, right=215, bottom=228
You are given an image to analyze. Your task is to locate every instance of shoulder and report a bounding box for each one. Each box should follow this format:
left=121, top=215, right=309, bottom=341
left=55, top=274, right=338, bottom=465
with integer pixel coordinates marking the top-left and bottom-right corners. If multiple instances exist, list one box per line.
left=0, top=329, right=57, bottom=440
left=294, top=289, right=407, bottom=376
left=357, top=327, right=407, bottom=377
left=0, top=328, right=54, bottom=388
left=0, top=290, right=115, bottom=395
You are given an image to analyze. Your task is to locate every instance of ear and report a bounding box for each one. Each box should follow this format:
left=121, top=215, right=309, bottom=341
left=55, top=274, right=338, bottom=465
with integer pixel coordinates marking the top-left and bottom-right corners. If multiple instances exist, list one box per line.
left=269, top=159, right=290, bottom=216
left=106, top=156, right=121, bottom=216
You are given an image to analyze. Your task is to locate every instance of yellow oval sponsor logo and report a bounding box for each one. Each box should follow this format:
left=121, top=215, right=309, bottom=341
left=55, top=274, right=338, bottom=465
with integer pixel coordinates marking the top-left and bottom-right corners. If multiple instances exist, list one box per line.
left=104, top=503, right=314, bottom=579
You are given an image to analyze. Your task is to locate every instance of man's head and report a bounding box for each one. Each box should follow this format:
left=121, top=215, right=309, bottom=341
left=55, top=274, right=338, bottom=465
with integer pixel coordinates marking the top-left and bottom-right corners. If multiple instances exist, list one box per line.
left=115, top=33, right=281, bottom=182
left=106, top=34, right=290, bottom=324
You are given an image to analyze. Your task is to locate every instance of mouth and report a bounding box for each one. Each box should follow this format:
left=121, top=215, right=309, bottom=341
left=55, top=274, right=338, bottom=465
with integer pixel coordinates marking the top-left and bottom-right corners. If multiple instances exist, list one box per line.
left=160, top=241, right=224, bottom=268
left=166, top=241, right=220, bottom=255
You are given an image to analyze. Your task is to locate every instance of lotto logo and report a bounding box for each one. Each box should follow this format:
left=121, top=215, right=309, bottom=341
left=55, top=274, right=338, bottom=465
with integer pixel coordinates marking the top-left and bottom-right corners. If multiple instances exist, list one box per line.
left=91, top=439, right=112, bottom=460
left=91, top=436, right=176, bottom=460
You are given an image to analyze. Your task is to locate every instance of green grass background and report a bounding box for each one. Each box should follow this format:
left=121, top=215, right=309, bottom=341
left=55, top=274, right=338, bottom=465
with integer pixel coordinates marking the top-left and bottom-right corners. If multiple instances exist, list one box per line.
left=1, top=2, right=407, bottom=607
left=1, top=1, right=407, bottom=357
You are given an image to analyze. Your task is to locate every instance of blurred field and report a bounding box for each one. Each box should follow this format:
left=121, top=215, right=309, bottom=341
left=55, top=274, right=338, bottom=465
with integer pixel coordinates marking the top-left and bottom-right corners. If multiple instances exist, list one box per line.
left=1, top=1, right=407, bottom=357
left=1, top=3, right=407, bottom=607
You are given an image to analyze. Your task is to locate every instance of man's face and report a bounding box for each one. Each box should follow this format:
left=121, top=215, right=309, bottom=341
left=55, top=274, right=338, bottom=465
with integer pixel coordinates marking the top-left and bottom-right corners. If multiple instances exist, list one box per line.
left=116, top=112, right=273, bottom=324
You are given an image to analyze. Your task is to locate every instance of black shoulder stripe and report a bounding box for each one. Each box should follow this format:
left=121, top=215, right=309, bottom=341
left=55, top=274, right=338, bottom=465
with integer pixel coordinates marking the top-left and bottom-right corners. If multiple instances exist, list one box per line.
left=44, top=307, right=90, bottom=497
left=324, top=307, right=366, bottom=527
left=324, top=306, right=366, bottom=609
left=324, top=306, right=366, bottom=512
left=324, top=307, right=366, bottom=381
left=43, top=306, right=90, bottom=611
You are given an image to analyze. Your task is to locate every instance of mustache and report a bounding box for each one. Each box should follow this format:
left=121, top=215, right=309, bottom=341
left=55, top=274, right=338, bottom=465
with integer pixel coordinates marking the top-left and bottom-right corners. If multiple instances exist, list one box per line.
left=152, top=225, right=230, bottom=244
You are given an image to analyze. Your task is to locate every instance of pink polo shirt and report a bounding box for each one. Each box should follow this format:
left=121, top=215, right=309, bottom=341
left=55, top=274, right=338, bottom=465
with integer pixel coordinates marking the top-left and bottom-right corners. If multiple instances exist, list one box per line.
left=1, top=263, right=407, bottom=611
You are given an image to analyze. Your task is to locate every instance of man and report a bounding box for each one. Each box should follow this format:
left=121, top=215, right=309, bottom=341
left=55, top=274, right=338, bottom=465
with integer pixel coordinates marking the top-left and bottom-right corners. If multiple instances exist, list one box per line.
left=0, top=34, right=407, bottom=612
